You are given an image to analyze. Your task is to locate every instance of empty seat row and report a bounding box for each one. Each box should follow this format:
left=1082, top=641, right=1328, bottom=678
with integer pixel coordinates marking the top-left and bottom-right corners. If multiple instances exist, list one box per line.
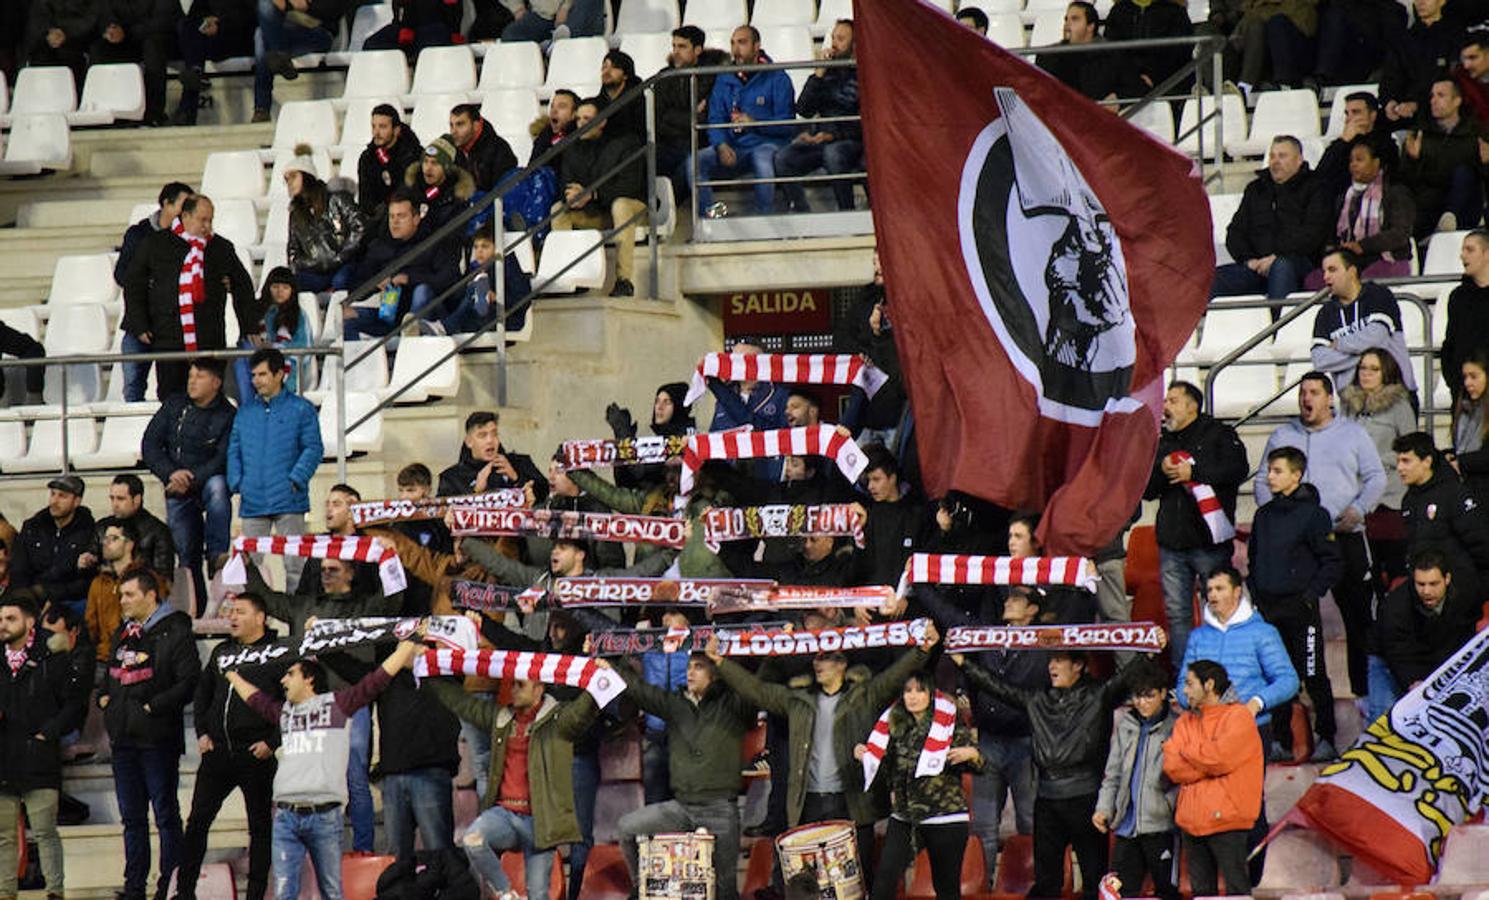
left=0, top=64, right=146, bottom=128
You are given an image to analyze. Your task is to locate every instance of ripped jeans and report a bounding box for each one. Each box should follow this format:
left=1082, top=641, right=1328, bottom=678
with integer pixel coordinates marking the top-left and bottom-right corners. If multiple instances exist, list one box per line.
left=271, top=805, right=343, bottom=900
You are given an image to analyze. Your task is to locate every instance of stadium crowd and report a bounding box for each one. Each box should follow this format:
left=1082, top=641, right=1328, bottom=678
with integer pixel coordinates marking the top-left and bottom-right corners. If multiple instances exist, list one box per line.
left=9, top=1, right=1489, bottom=900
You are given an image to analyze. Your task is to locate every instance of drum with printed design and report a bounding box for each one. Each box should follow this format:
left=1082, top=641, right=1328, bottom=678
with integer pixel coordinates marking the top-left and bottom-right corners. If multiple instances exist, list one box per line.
left=774, top=820, right=863, bottom=900
left=639, top=829, right=715, bottom=900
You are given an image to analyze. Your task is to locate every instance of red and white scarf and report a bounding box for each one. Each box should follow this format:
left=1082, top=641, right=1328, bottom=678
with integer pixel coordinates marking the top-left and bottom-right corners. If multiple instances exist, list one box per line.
left=1165, top=451, right=1235, bottom=543
left=899, top=552, right=1098, bottom=596
left=173, top=218, right=206, bottom=352
left=448, top=507, right=687, bottom=549
left=701, top=503, right=865, bottom=552
left=861, top=690, right=957, bottom=785
left=414, top=648, right=625, bottom=706
left=4, top=630, right=32, bottom=674
left=349, top=489, right=528, bottom=527
left=684, top=353, right=887, bottom=406
left=680, top=426, right=868, bottom=496
left=220, top=534, right=408, bottom=596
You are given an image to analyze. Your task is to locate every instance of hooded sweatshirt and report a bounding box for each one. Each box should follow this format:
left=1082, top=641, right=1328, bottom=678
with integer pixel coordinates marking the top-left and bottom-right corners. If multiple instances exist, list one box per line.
left=1311, top=282, right=1417, bottom=393
left=1253, top=414, right=1387, bottom=532
left=1246, top=482, right=1343, bottom=602
left=1176, top=597, right=1299, bottom=725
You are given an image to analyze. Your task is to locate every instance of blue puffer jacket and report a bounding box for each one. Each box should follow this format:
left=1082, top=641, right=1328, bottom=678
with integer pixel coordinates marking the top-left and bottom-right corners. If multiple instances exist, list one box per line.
left=1176, top=596, right=1299, bottom=726
left=227, top=389, right=323, bottom=517
left=706, top=64, right=795, bottom=151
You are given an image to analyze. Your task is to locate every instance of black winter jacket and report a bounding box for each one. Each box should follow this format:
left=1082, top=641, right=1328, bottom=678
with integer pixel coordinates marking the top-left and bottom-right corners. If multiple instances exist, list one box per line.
left=100, top=607, right=200, bottom=754
left=1102, top=0, right=1194, bottom=87
left=919, top=587, right=1047, bottom=737
left=437, top=445, right=548, bottom=500
left=27, top=0, right=96, bottom=46
left=1441, top=278, right=1489, bottom=397
left=13, top=507, right=99, bottom=606
left=1400, top=116, right=1482, bottom=193
left=352, top=221, right=463, bottom=307
left=1144, top=414, right=1249, bottom=551
left=194, top=629, right=286, bottom=752
left=142, top=390, right=236, bottom=489
left=1379, top=577, right=1478, bottom=687
left=961, top=658, right=1128, bottom=799
left=1381, top=8, right=1474, bottom=108
left=327, top=654, right=462, bottom=777
left=122, top=229, right=261, bottom=349
left=288, top=186, right=366, bottom=276
left=560, top=132, right=646, bottom=204
left=97, top=509, right=175, bottom=577
left=595, top=77, right=646, bottom=141
left=852, top=498, right=930, bottom=587
left=358, top=127, right=424, bottom=219
left=457, top=118, right=519, bottom=193
left=654, top=50, right=729, bottom=148
left=1246, top=483, right=1342, bottom=602
left=0, top=636, right=82, bottom=792
left=1224, top=166, right=1331, bottom=263
left=1400, top=466, right=1489, bottom=602
left=794, top=66, right=860, bottom=141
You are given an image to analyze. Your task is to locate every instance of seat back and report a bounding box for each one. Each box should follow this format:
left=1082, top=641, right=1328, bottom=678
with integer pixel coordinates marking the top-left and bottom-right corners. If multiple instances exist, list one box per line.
left=616, top=0, right=680, bottom=34
left=78, top=63, right=145, bottom=120
left=619, top=32, right=673, bottom=79
left=543, top=37, right=609, bottom=96
left=480, top=42, right=545, bottom=90
left=48, top=254, right=118, bottom=306
left=343, top=49, right=412, bottom=99
left=410, top=44, right=477, bottom=96
left=4, top=114, right=71, bottom=167
left=683, top=0, right=747, bottom=30
left=273, top=99, right=340, bottom=150
left=12, top=67, right=77, bottom=115
left=202, top=150, right=267, bottom=201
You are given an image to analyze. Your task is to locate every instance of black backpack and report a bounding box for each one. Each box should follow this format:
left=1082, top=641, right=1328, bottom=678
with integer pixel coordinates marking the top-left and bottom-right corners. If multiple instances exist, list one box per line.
left=374, top=848, right=481, bottom=900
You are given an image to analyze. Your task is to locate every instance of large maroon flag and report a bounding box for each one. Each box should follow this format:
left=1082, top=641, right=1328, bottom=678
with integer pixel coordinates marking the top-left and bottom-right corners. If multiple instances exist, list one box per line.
left=855, top=0, right=1213, bottom=555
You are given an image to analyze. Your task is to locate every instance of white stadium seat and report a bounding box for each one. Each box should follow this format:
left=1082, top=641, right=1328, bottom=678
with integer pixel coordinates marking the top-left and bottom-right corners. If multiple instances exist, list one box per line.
left=1269, top=307, right=1316, bottom=362
left=336, top=96, right=402, bottom=157
left=346, top=3, right=394, bottom=58
left=273, top=99, right=340, bottom=150
left=262, top=199, right=291, bottom=248
left=756, top=26, right=814, bottom=95
left=1188, top=306, right=1274, bottom=364
left=536, top=229, right=607, bottom=293
left=1323, top=83, right=1379, bottom=138
left=410, top=94, right=468, bottom=148
left=986, top=14, right=1027, bottom=48
left=620, top=32, right=674, bottom=79
left=1176, top=93, right=1247, bottom=161
left=319, top=390, right=384, bottom=454
left=1208, top=363, right=1280, bottom=418
left=343, top=50, right=412, bottom=100
left=212, top=198, right=260, bottom=250
left=812, top=0, right=852, bottom=37
left=1208, top=192, right=1242, bottom=264
left=1127, top=100, right=1174, bottom=143
left=0, top=422, right=25, bottom=465
left=77, top=63, right=146, bottom=124
left=409, top=44, right=477, bottom=97
left=480, top=89, right=541, bottom=134
left=384, top=336, right=460, bottom=403
left=616, top=0, right=680, bottom=33
left=1422, top=230, right=1469, bottom=276
left=479, top=41, right=545, bottom=91
left=0, top=114, right=72, bottom=173
left=202, top=150, right=267, bottom=201
left=1230, top=89, right=1321, bottom=157
left=47, top=254, right=118, bottom=306
left=7, top=418, right=99, bottom=473
left=752, top=0, right=813, bottom=25
left=683, top=0, right=747, bottom=30
left=1029, top=12, right=1065, bottom=47
left=73, top=414, right=150, bottom=469
left=10, top=67, right=76, bottom=118
left=543, top=37, right=609, bottom=99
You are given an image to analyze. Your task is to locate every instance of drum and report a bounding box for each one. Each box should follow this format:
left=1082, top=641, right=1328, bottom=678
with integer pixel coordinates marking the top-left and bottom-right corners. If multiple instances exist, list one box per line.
left=774, top=820, right=864, bottom=900
left=639, top=829, right=716, bottom=900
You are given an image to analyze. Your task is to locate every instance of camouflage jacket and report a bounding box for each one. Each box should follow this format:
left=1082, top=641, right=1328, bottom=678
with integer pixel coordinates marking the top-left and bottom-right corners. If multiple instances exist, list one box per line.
left=880, top=706, right=982, bottom=824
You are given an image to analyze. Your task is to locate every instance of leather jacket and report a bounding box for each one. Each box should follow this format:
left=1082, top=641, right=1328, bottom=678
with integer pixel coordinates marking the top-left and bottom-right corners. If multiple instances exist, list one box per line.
left=287, top=187, right=366, bottom=275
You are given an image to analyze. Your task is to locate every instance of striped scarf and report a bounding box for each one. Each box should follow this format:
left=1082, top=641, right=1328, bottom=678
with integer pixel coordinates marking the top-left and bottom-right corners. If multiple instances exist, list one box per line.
left=680, top=425, right=868, bottom=496
left=684, top=353, right=886, bottom=406
left=1165, top=451, right=1235, bottom=544
left=414, top=647, right=625, bottom=706
left=899, top=552, right=1098, bottom=596
left=1337, top=174, right=1393, bottom=261
left=861, top=691, right=957, bottom=785
left=220, top=534, right=408, bottom=595
left=172, top=218, right=206, bottom=352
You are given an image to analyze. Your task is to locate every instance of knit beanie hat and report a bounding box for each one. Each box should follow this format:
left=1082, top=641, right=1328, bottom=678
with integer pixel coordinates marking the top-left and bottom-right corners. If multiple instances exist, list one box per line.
left=425, top=135, right=459, bottom=172
left=283, top=143, right=318, bottom=178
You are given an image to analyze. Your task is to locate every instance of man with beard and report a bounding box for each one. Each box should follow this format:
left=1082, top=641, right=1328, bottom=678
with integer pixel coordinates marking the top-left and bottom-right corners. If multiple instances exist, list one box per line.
left=691, top=25, right=795, bottom=217
left=358, top=104, right=423, bottom=220
left=451, top=103, right=518, bottom=193
left=529, top=90, right=580, bottom=167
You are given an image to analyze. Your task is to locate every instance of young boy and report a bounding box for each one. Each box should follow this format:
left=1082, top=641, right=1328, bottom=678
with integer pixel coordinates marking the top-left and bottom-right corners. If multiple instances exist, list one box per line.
left=1245, top=446, right=1344, bottom=762
left=393, top=462, right=451, bottom=616
left=1092, top=660, right=1180, bottom=900
left=430, top=226, right=531, bottom=336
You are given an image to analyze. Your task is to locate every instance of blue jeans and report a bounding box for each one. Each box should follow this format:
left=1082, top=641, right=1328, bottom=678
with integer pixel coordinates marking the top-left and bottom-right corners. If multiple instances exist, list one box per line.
left=501, top=0, right=604, bottom=40
left=1160, top=543, right=1233, bottom=666
left=463, top=804, right=554, bottom=897
left=972, top=733, right=1035, bottom=887
left=1211, top=255, right=1307, bottom=299
left=693, top=142, right=786, bottom=214
left=344, top=284, right=435, bottom=339
left=166, top=473, right=232, bottom=613
left=120, top=331, right=150, bottom=402
left=113, top=744, right=183, bottom=899
left=1366, top=654, right=1400, bottom=722
left=569, top=750, right=600, bottom=900
left=382, top=767, right=455, bottom=859
left=347, top=706, right=374, bottom=852
left=774, top=138, right=863, bottom=212
left=253, top=0, right=333, bottom=111
left=272, top=806, right=343, bottom=900
left=462, top=713, right=493, bottom=800
left=296, top=264, right=357, bottom=294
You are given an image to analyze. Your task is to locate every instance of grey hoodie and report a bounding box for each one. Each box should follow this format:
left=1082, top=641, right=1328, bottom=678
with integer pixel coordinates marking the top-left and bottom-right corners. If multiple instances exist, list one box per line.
left=1254, top=414, right=1387, bottom=532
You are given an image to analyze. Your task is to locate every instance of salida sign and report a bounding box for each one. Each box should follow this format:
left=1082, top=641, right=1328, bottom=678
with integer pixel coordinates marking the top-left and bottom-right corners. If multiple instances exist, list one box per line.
left=720, top=288, right=832, bottom=336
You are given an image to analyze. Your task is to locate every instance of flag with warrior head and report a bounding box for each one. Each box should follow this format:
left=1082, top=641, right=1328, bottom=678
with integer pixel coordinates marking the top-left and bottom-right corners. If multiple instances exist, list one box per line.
left=854, top=0, right=1212, bottom=554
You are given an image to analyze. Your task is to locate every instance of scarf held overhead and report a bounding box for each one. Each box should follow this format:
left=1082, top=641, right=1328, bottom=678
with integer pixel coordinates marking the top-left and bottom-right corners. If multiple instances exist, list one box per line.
left=414, top=647, right=625, bottom=706
left=899, top=552, right=1098, bottom=596
left=680, top=426, right=869, bottom=496
left=709, top=583, right=895, bottom=615
left=448, top=507, right=687, bottom=549
left=551, top=577, right=777, bottom=607
left=717, top=617, right=929, bottom=657
left=683, top=353, right=888, bottom=406
left=221, top=534, right=408, bottom=595
left=861, top=689, right=957, bottom=785
left=701, top=503, right=866, bottom=552
left=211, top=615, right=479, bottom=672
left=943, top=621, right=1166, bottom=653
left=559, top=435, right=690, bottom=471
left=349, top=489, right=528, bottom=526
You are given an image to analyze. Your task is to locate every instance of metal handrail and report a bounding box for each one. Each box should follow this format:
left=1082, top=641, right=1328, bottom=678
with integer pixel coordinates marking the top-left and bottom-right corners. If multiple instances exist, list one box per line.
left=0, top=345, right=346, bottom=482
